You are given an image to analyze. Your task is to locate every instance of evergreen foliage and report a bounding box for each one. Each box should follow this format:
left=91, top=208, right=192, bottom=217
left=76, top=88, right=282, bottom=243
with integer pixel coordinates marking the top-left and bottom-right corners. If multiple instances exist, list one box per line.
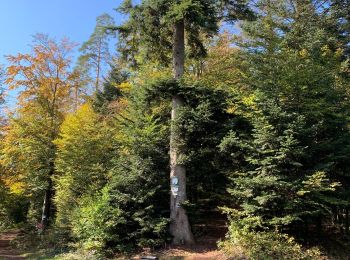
left=115, top=0, right=253, bottom=67
left=93, top=65, right=128, bottom=114
left=220, top=0, right=350, bottom=237
left=74, top=79, right=171, bottom=251
left=78, top=13, right=115, bottom=90
left=1, top=1, right=350, bottom=258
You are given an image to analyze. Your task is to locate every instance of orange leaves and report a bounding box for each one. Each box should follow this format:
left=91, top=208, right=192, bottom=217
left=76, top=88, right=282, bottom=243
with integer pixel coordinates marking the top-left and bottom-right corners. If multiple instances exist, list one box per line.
left=5, top=33, right=83, bottom=113
left=5, top=65, right=20, bottom=88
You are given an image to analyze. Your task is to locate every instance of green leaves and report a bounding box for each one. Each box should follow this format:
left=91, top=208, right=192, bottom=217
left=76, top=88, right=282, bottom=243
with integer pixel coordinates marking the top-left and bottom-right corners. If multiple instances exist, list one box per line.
left=54, top=104, right=115, bottom=226
left=71, top=187, right=125, bottom=251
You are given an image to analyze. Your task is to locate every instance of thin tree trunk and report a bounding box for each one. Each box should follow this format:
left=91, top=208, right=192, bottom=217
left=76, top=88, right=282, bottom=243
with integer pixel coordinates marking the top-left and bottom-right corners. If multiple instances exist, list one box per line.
left=339, top=208, right=344, bottom=235
left=74, top=85, right=78, bottom=111
left=95, top=39, right=102, bottom=92
left=169, top=19, right=195, bottom=245
left=41, top=176, right=53, bottom=231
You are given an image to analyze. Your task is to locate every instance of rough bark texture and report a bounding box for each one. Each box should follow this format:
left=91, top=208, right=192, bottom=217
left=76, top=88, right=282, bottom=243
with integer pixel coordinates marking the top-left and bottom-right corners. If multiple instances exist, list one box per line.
left=169, top=19, right=195, bottom=245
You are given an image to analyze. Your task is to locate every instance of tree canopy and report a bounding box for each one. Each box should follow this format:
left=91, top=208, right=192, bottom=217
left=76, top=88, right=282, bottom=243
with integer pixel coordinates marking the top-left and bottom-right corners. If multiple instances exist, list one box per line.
left=0, top=1, right=350, bottom=259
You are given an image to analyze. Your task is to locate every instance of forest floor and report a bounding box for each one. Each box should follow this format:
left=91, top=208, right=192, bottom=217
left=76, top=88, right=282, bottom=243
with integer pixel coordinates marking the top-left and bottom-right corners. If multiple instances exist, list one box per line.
left=130, top=217, right=230, bottom=260
left=2, top=223, right=350, bottom=259
left=132, top=241, right=228, bottom=260
left=0, top=230, right=24, bottom=260
left=0, top=215, right=231, bottom=260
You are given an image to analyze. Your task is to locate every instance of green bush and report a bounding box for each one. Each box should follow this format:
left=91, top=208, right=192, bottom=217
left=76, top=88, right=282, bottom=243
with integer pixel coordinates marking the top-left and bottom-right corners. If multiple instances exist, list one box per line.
left=71, top=182, right=169, bottom=254
left=0, top=206, right=10, bottom=230
left=220, top=219, right=324, bottom=260
left=71, top=188, right=124, bottom=252
left=0, top=182, right=28, bottom=230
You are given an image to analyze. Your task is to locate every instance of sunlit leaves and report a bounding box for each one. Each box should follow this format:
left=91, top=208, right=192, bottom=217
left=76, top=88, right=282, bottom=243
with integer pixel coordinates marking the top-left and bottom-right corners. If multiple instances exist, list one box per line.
left=54, top=104, right=116, bottom=226
left=6, top=33, right=82, bottom=112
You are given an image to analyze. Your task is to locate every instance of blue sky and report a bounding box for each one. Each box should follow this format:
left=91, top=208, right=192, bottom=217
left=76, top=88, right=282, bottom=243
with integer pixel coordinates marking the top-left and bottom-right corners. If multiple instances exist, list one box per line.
left=0, top=0, right=123, bottom=106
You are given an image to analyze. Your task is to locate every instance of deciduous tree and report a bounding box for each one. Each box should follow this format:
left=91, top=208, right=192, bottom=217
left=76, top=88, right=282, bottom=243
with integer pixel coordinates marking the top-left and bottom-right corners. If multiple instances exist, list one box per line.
left=3, top=34, right=82, bottom=230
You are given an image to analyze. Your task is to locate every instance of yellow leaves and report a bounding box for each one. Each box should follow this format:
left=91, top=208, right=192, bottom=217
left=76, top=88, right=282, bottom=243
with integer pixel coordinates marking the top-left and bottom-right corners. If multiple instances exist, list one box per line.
left=5, top=34, right=80, bottom=112
left=321, top=45, right=344, bottom=59
left=134, top=65, right=172, bottom=86
left=242, top=95, right=256, bottom=107
left=321, top=45, right=331, bottom=57
left=335, top=48, right=344, bottom=58
left=58, top=104, right=97, bottom=139
left=226, top=94, right=257, bottom=116
left=56, top=103, right=116, bottom=153
left=298, top=49, right=308, bottom=58
left=0, top=172, right=26, bottom=195
left=118, top=97, right=128, bottom=109
left=226, top=106, right=237, bottom=114
left=5, top=180, right=25, bottom=195
left=119, top=82, right=132, bottom=93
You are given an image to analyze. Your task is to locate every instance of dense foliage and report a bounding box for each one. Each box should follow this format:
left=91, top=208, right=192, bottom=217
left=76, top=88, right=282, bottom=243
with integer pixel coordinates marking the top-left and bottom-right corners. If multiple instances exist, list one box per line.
left=221, top=0, right=350, bottom=233
left=0, top=0, right=349, bottom=259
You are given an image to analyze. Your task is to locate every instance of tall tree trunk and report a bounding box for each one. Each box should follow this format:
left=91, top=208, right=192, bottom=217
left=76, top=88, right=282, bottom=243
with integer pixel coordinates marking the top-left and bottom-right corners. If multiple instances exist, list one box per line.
left=169, top=19, right=195, bottom=245
left=74, top=84, right=78, bottom=111
left=95, top=39, right=102, bottom=92
left=41, top=176, right=53, bottom=231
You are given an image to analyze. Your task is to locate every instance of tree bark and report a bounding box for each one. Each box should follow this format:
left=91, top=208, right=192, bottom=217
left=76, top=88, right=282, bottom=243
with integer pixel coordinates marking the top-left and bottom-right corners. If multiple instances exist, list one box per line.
left=41, top=176, right=53, bottom=231
left=95, top=39, right=102, bottom=92
left=169, top=19, right=195, bottom=245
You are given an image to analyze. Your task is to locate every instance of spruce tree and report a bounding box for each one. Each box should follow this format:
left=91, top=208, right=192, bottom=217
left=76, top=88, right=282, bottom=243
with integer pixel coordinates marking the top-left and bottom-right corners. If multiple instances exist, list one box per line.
left=221, top=0, right=350, bottom=235
left=93, top=65, right=128, bottom=115
left=78, top=13, right=115, bottom=91
left=115, top=0, right=253, bottom=244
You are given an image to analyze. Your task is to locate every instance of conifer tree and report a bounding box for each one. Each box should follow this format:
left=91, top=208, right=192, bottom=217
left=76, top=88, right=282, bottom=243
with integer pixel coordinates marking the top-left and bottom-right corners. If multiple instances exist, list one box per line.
left=115, top=0, right=253, bottom=244
left=93, top=65, right=128, bottom=114
left=329, top=0, right=350, bottom=58
left=70, top=79, right=170, bottom=251
left=78, top=13, right=115, bottom=91
left=221, top=0, right=350, bottom=236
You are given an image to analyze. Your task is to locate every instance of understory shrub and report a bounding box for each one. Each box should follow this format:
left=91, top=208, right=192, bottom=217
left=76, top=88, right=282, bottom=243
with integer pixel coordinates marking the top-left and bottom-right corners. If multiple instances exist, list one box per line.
left=71, top=187, right=124, bottom=252
left=0, top=183, right=28, bottom=230
left=220, top=219, right=324, bottom=260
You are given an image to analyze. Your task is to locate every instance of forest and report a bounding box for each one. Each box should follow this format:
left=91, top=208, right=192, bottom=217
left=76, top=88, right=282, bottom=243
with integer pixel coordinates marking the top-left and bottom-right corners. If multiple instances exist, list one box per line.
left=0, top=0, right=350, bottom=259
